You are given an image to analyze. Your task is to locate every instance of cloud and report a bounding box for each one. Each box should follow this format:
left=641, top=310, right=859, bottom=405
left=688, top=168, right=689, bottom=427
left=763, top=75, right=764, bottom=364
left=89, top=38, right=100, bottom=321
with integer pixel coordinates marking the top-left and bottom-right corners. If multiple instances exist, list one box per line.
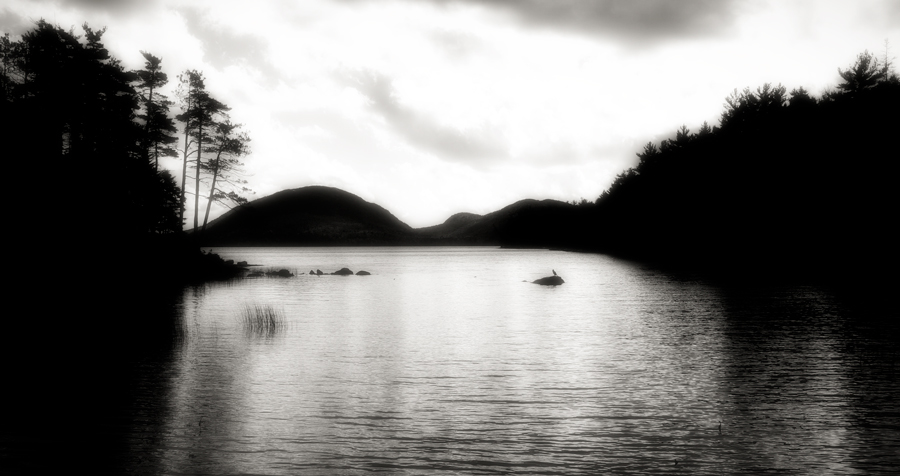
left=0, top=8, right=28, bottom=34
left=428, top=28, right=484, bottom=60
left=881, top=0, right=900, bottom=27
left=47, top=0, right=158, bottom=17
left=63, top=0, right=147, bottom=9
left=346, top=70, right=508, bottom=165
left=472, top=0, right=745, bottom=43
left=341, top=0, right=745, bottom=45
left=175, top=7, right=282, bottom=84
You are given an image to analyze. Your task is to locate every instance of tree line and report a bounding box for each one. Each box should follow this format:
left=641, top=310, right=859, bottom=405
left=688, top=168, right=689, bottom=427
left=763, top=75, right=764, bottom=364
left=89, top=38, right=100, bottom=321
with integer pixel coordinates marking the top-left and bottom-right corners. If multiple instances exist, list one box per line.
left=586, top=49, right=899, bottom=279
left=0, top=20, right=251, bottom=247
left=0, top=21, right=261, bottom=399
left=1, top=20, right=262, bottom=442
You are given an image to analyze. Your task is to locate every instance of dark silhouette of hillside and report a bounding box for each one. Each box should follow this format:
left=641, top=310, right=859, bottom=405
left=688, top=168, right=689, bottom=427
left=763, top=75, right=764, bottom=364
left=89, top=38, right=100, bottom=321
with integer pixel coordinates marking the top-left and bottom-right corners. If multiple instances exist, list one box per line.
left=414, top=212, right=484, bottom=241
left=435, top=199, right=596, bottom=248
left=199, top=186, right=414, bottom=245
left=197, top=187, right=599, bottom=248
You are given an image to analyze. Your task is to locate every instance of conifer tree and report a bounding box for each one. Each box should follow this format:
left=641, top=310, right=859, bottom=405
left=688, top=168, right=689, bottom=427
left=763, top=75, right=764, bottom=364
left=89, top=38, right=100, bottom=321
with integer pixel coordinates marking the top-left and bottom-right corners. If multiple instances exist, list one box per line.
left=133, top=52, right=178, bottom=170
left=837, top=50, right=885, bottom=94
left=199, top=119, right=253, bottom=232
left=176, top=70, right=231, bottom=231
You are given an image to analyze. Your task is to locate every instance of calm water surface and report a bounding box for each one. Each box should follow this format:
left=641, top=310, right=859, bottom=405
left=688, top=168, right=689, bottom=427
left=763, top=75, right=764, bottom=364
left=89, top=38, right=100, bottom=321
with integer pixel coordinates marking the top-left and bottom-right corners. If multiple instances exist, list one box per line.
left=121, top=247, right=898, bottom=474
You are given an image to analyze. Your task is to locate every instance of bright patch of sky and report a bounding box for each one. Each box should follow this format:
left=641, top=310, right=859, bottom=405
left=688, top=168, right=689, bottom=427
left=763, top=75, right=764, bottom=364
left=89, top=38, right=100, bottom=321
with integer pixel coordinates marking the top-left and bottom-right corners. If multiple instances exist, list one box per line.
left=2, top=0, right=898, bottom=227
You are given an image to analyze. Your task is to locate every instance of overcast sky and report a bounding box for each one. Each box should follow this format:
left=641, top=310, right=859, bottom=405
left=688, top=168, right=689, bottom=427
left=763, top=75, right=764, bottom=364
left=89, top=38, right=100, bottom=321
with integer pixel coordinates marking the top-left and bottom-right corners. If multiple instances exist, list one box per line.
left=3, top=0, right=898, bottom=228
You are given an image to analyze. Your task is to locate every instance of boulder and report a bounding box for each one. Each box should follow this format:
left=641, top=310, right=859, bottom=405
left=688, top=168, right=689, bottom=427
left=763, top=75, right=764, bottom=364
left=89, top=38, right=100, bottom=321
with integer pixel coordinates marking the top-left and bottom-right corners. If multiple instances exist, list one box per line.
left=332, top=268, right=354, bottom=276
left=310, top=269, right=316, bottom=275
left=356, top=270, right=371, bottom=275
left=267, top=269, right=293, bottom=277
left=532, top=275, right=564, bottom=286
left=316, top=269, right=324, bottom=276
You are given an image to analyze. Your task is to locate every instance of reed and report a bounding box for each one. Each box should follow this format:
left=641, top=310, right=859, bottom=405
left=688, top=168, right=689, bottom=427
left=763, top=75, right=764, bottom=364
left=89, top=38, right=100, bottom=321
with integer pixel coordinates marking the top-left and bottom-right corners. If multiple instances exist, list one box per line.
left=240, top=303, right=286, bottom=335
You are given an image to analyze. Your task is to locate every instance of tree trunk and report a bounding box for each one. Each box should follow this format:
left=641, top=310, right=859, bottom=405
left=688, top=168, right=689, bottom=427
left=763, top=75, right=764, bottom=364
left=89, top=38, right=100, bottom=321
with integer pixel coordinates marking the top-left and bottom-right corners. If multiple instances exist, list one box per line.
left=179, top=140, right=189, bottom=226
left=178, top=82, right=192, bottom=227
left=144, top=84, right=154, bottom=169
left=193, top=116, right=203, bottom=232
left=201, top=150, right=222, bottom=233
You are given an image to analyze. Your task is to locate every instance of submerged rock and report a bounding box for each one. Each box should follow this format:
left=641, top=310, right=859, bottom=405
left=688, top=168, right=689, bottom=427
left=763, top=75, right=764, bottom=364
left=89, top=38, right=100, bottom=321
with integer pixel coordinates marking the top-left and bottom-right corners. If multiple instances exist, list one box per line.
left=356, top=270, right=371, bottom=275
left=532, top=275, right=564, bottom=286
left=332, top=268, right=354, bottom=276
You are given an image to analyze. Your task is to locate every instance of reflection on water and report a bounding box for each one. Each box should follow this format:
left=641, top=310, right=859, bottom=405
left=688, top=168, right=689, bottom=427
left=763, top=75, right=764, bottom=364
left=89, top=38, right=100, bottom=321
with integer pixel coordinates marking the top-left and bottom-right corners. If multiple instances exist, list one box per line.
left=16, top=248, right=900, bottom=474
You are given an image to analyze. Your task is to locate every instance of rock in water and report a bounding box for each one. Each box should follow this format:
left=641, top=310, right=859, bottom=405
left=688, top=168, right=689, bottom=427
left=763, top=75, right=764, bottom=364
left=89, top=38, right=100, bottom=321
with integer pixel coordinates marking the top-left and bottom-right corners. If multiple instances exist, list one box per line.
left=356, top=270, right=371, bottom=275
left=532, top=275, right=564, bottom=286
left=332, top=268, right=354, bottom=276
left=267, top=269, right=293, bottom=277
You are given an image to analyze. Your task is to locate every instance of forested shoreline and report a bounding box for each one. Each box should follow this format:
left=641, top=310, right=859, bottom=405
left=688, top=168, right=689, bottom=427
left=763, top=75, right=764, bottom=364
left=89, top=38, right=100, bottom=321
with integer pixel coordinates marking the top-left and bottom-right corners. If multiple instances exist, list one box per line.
left=1, top=21, right=255, bottom=286
left=2, top=17, right=896, bottom=473
left=2, top=19, right=896, bottom=284
left=1, top=21, right=251, bottom=421
left=581, top=50, right=899, bottom=282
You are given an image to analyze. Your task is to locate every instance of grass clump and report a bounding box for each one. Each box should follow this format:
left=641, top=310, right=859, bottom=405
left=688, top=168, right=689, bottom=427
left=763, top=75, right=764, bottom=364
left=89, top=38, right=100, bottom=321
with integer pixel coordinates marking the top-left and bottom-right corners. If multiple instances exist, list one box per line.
left=240, top=304, right=286, bottom=336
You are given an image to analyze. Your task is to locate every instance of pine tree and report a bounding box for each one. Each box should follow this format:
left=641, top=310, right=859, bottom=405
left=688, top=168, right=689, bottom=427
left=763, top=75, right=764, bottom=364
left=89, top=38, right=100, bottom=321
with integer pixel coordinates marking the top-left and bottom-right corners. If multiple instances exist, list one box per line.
left=199, top=119, right=253, bottom=232
left=133, top=51, right=178, bottom=170
left=176, top=70, right=230, bottom=230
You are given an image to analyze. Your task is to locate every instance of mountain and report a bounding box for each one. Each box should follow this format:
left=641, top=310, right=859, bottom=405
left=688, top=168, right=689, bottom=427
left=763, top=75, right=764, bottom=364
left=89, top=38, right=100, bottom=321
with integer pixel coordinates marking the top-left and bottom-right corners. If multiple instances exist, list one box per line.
left=413, top=212, right=484, bottom=243
left=197, top=186, right=599, bottom=248
left=198, top=186, right=414, bottom=245
left=415, top=199, right=597, bottom=247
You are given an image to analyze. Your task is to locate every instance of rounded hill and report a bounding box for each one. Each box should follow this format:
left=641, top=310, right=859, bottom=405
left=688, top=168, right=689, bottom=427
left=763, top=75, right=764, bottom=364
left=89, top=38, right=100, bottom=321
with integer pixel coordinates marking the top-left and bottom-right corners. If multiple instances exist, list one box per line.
left=198, top=186, right=414, bottom=246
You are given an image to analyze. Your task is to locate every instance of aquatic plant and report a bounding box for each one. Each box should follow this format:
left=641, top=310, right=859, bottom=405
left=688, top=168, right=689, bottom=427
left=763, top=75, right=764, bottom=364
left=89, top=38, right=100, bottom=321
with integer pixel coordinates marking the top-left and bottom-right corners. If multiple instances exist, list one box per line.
left=240, top=304, right=286, bottom=336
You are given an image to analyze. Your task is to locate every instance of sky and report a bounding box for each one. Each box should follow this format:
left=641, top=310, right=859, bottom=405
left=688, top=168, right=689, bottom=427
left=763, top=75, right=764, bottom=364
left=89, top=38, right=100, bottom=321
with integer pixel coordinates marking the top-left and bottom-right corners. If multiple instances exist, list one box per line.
left=2, top=0, right=898, bottom=228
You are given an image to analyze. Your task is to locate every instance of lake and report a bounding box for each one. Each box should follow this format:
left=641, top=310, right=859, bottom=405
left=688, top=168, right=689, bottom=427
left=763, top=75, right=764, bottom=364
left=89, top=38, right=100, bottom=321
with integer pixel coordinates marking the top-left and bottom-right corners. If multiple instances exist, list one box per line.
left=105, top=247, right=900, bottom=473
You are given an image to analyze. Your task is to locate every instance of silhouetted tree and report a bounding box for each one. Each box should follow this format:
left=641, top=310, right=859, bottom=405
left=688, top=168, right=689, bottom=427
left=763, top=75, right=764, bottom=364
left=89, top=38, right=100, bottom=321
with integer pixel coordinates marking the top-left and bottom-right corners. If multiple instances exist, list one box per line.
left=176, top=70, right=230, bottom=231
left=591, top=51, right=898, bottom=280
left=635, top=141, right=660, bottom=169
left=151, top=170, right=184, bottom=233
left=0, top=23, right=246, bottom=467
left=597, top=168, right=638, bottom=203
left=0, top=33, right=19, bottom=103
left=659, top=124, right=692, bottom=153
left=697, top=121, right=712, bottom=137
left=789, top=86, right=817, bottom=108
left=837, top=50, right=885, bottom=95
left=198, top=119, right=253, bottom=231
left=175, top=70, right=200, bottom=225
left=0, top=20, right=186, bottom=240
left=133, top=51, right=178, bottom=170
left=720, top=83, right=787, bottom=130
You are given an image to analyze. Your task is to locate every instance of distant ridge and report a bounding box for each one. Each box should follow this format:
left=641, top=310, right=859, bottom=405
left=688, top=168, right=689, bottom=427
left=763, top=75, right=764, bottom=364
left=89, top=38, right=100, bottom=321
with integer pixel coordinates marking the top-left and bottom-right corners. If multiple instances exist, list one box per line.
left=198, top=186, right=597, bottom=247
left=416, top=199, right=596, bottom=247
left=413, top=212, right=484, bottom=242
